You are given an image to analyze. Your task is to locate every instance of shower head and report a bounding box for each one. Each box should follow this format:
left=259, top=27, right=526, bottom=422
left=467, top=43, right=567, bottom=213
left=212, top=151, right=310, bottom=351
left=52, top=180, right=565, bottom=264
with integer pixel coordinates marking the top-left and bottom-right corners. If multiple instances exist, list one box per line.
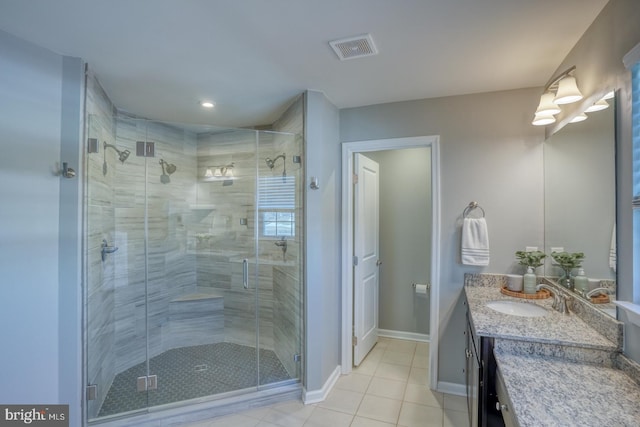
left=159, top=159, right=176, bottom=184
left=165, top=163, right=177, bottom=174
left=102, top=142, right=131, bottom=175
left=118, top=150, right=131, bottom=163
left=160, top=159, right=176, bottom=174
left=104, top=142, right=131, bottom=164
left=264, top=153, right=287, bottom=171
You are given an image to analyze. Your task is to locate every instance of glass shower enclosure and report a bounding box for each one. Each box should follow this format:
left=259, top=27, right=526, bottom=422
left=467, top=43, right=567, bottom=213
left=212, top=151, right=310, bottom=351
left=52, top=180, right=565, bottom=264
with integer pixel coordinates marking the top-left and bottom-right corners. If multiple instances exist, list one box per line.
left=84, top=114, right=303, bottom=422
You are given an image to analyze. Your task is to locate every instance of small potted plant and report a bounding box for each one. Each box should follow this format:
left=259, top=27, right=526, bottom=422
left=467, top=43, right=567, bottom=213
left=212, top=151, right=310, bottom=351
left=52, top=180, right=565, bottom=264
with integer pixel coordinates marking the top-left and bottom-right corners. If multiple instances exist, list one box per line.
left=515, top=250, right=546, bottom=271
left=515, top=250, right=546, bottom=294
left=551, top=251, right=585, bottom=290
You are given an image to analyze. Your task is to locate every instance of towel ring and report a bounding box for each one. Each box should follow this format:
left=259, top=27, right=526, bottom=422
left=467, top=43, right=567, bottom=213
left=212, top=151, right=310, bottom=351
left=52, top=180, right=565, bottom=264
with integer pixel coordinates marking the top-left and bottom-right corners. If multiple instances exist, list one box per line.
left=463, top=201, right=485, bottom=218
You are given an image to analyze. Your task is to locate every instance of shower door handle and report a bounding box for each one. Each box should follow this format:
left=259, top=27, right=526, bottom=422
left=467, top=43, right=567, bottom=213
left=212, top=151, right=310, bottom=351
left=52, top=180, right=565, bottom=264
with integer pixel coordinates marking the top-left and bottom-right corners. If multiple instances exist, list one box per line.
left=243, top=259, right=249, bottom=289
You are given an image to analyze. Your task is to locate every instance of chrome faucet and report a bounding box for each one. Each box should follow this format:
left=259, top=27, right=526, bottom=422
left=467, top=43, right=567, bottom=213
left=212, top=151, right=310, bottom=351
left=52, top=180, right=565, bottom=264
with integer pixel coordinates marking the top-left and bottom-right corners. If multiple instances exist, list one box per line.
left=536, top=284, right=571, bottom=315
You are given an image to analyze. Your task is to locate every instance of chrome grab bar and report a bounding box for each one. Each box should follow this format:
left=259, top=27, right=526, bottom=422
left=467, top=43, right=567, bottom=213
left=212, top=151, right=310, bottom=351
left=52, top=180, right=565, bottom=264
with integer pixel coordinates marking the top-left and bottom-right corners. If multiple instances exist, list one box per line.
left=243, top=259, right=249, bottom=289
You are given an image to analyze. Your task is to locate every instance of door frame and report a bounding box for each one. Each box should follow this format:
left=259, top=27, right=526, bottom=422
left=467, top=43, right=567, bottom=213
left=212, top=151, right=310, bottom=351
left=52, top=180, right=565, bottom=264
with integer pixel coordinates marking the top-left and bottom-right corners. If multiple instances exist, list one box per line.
left=340, top=135, right=441, bottom=391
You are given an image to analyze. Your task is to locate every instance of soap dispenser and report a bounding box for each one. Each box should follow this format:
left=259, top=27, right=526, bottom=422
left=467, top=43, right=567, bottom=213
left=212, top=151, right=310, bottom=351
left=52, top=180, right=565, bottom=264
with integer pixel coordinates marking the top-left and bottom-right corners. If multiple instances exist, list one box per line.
left=574, top=268, right=588, bottom=295
left=523, top=266, right=537, bottom=294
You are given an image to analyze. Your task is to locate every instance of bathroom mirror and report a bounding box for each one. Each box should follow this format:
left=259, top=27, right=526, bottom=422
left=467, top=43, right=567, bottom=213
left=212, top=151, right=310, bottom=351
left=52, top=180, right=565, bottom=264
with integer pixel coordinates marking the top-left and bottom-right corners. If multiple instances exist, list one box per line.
left=543, top=95, right=616, bottom=316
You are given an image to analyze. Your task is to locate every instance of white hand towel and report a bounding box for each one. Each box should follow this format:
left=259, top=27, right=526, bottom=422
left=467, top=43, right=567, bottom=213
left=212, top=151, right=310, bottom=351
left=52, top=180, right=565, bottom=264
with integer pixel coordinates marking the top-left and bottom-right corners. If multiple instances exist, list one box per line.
left=461, top=217, right=490, bottom=266
left=610, top=224, right=616, bottom=272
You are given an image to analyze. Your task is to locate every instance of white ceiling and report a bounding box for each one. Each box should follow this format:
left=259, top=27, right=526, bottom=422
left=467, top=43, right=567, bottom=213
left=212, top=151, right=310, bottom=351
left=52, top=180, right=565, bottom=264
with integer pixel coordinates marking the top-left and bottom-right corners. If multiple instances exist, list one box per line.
left=0, top=0, right=608, bottom=128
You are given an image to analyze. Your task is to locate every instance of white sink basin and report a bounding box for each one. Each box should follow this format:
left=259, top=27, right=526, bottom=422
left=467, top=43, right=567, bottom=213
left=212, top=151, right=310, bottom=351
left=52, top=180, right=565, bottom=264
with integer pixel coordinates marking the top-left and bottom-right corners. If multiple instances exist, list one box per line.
left=486, top=300, right=548, bottom=317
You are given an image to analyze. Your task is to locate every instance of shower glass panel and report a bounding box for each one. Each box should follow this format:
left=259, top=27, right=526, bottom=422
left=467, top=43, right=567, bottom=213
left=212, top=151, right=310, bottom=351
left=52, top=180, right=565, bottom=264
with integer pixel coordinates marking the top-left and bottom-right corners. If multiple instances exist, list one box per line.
left=85, top=114, right=302, bottom=423
left=256, top=131, right=303, bottom=385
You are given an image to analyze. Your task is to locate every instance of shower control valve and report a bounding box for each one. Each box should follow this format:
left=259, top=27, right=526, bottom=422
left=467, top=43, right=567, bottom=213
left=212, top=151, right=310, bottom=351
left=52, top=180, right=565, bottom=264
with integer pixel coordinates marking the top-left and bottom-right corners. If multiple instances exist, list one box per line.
left=101, top=239, right=119, bottom=262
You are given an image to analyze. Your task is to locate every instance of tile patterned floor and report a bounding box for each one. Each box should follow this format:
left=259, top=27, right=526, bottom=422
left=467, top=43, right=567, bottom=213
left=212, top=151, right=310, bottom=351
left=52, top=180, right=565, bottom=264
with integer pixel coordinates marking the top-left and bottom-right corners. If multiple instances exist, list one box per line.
left=181, top=338, right=469, bottom=427
left=99, top=342, right=291, bottom=417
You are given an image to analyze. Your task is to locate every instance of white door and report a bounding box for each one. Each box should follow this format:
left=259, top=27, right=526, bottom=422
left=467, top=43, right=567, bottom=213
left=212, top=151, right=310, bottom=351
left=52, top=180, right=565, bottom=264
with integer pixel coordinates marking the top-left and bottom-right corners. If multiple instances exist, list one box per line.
left=353, top=153, right=380, bottom=366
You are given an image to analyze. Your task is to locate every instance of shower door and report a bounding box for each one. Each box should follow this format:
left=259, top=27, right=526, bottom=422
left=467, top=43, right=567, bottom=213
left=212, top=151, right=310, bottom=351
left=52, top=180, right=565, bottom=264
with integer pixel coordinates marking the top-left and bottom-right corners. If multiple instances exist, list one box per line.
left=85, top=116, right=302, bottom=423
left=85, top=115, right=173, bottom=420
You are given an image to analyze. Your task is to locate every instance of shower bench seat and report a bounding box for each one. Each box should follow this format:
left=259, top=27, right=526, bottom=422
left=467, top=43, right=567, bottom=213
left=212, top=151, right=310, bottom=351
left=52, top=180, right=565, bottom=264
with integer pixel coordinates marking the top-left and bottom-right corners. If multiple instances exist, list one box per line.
left=165, top=288, right=224, bottom=350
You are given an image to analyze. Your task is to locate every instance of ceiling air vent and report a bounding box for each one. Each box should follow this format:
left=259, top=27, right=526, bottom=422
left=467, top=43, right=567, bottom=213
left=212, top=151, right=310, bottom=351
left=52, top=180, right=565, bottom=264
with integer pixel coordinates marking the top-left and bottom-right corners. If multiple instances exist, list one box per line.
left=329, top=34, right=378, bottom=61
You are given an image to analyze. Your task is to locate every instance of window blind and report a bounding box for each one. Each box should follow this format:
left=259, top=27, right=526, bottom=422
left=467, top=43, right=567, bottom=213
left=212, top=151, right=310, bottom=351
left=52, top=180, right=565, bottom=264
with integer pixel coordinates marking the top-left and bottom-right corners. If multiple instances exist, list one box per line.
left=258, top=176, right=296, bottom=209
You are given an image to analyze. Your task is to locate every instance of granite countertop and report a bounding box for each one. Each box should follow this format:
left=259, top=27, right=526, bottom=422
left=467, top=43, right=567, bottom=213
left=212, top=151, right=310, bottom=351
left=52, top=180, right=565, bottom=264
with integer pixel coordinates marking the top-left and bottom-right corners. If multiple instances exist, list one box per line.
left=465, top=285, right=617, bottom=351
left=465, top=279, right=640, bottom=427
left=494, top=349, right=640, bottom=427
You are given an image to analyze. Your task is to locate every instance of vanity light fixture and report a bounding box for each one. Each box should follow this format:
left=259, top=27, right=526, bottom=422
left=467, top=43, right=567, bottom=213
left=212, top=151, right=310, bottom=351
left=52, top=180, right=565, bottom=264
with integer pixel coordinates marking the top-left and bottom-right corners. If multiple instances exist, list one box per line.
left=204, top=163, right=235, bottom=181
left=532, top=66, right=584, bottom=126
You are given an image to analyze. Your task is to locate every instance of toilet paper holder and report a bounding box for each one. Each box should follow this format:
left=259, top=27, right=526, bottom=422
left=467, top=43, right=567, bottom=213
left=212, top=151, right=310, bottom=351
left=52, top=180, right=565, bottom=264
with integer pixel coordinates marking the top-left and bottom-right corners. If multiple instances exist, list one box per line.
left=412, top=283, right=431, bottom=290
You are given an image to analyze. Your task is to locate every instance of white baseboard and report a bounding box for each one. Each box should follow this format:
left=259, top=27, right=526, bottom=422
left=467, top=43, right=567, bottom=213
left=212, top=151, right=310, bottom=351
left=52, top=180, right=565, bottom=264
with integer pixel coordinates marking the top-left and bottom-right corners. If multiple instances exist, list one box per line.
left=303, top=365, right=341, bottom=405
left=437, top=381, right=466, bottom=396
left=378, top=329, right=430, bottom=343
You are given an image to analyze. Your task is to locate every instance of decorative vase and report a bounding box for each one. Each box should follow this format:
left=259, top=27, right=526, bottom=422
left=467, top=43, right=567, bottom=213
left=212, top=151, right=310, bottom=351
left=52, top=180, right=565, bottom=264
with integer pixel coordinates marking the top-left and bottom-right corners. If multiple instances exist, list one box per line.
left=523, top=266, right=537, bottom=294
left=560, top=268, right=574, bottom=290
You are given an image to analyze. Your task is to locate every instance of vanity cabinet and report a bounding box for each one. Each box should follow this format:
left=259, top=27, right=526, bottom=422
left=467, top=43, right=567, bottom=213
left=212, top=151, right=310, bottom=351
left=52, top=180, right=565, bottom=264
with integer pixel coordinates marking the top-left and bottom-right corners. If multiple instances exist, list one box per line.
left=495, top=369, right=518, bottom=427
left=465, top=305, right=505, bottom=427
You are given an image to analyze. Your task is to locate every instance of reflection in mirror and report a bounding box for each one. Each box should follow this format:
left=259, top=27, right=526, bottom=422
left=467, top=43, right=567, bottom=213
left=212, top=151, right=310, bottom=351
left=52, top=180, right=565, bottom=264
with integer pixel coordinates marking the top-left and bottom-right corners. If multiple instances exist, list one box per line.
left=543, top=95, right=616, bottom=317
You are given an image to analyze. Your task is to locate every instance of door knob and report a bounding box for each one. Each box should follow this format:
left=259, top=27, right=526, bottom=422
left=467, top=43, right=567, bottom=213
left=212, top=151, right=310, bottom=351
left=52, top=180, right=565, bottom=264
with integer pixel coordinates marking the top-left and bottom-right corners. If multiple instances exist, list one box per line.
left=376, top=260, right=382, bottom=266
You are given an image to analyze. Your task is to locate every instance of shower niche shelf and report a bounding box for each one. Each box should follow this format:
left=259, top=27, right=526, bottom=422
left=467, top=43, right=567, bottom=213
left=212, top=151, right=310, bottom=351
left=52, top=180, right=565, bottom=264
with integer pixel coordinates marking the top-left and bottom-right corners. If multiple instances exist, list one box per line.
left=189, top=204, right=216, bottom=210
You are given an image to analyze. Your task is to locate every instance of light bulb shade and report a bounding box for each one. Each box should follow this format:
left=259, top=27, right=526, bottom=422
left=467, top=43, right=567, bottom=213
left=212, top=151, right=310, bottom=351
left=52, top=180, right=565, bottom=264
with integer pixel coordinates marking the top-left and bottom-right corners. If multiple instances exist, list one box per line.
left=535, top=93, right=561, bottom=116
left=214, top=168, right=222, bottom=177
left=204, top=167, right=213, bottom=178
left=569, top=113, right=588, bottom=123
left=602, top=90, right=615, bottom=100
left=553, top=76, right=583, bottom=104
left=532, top=113, right=556, bottom=126
left=584, top=98, right=609, bottom=113
left=225, top=168, right=234, bottom=178
left=535, top=94, right=561, bottom=116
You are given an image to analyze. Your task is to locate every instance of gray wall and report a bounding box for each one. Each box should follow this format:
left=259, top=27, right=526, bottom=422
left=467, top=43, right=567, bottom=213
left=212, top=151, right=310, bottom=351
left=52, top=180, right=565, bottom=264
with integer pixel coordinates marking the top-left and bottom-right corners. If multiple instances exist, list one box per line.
left=304, top=90, right=342, bottom=392
left=0, top=28, right=84, bottom=425
left=0, top=28, right=60, bottom=400
left=341, top=88, right=544, bottom=385
left=365, top=149, right=431, bottom=335
left=58, top=55, right=84, bottom=422
left=547, top=0, right=640, bottom=361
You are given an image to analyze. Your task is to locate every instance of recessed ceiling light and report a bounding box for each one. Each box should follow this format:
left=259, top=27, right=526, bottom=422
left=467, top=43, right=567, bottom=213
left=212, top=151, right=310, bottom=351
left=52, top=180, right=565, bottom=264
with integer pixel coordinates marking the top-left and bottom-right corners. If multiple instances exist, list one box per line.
left=200, top=101, right=215, bottom=108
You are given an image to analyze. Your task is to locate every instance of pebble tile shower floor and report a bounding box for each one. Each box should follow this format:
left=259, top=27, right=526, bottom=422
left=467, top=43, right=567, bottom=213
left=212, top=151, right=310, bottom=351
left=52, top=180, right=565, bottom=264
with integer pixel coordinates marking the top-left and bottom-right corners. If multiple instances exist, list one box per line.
left=98, top=342, right=291, bottom=417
